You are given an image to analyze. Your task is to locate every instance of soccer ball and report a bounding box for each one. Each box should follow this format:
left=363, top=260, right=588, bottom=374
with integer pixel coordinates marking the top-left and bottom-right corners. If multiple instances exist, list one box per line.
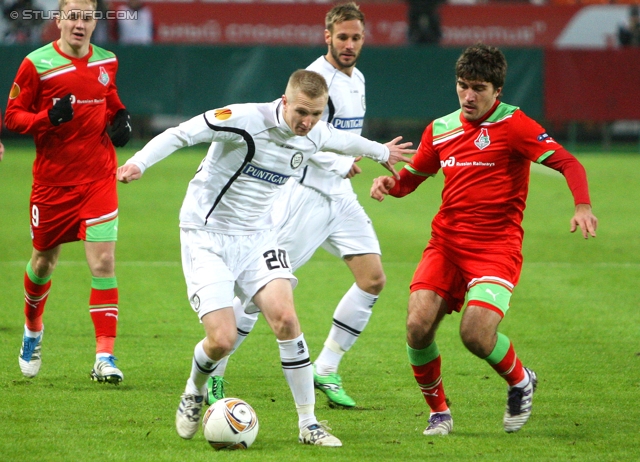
left=202, top=398, right=259, bottom=450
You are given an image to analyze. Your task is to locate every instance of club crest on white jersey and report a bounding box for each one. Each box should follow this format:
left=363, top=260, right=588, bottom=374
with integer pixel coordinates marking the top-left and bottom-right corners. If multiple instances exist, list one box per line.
left=290, top=152, right=303, bottom=168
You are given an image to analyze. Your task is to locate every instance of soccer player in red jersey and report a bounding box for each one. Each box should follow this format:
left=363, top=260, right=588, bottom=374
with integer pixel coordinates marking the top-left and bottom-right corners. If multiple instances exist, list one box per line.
left=4, top=0, right=131, bottom=384
left=371, top=44, right=598, bottom=435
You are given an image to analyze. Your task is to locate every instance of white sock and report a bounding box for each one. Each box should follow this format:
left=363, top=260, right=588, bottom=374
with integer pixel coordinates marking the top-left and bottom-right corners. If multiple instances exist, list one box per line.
left=186, top=339, right=220, bottom=395
left=314, top=340, right=344, bottom=376
left=278, top=333, right=315, bottom=429
left=298, top=413, right=317, bottom=430
left=214, top=298, right=259, bottom=377
left=511, top=369, right=531, bottom=389
left=315, top=283, right=376, bottom=373
left=24, top=326, right=42, bottom=337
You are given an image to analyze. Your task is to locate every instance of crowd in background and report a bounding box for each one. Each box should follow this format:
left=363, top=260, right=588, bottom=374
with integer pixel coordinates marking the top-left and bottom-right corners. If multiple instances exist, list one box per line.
left=1, top=0, right=153, bottom=44
left=1, top=0, right=639, bottom=47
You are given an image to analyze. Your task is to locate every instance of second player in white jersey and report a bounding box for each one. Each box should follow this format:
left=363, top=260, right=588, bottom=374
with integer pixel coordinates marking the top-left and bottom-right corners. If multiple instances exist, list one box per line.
left=206, top=3, right=391, bottom=410
left=272, top=53, right=378, bottom=268
left=298, top=55, right=366, bottom=197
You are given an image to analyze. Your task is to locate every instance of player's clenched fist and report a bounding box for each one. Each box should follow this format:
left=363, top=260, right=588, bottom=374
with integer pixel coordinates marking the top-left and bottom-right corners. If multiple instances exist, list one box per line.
left=109, top=109, right=132, bottom=147
left=117, top=163, right=142, bottom=184
left=370, top=176, right=396, bottom=202
left=48, top=93, right=73, bottom=126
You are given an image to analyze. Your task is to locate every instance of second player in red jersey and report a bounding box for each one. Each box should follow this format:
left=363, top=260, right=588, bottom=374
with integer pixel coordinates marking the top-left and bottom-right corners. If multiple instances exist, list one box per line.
left=4, top=0, right=132, bottom=385
left=5, top=36, right=125, bottom=185
left=371, top=43, right=597, bottom=437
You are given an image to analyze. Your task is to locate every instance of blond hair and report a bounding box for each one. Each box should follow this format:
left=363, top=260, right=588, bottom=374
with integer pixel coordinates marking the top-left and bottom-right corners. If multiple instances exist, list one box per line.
left=285, top=70, right=329, bottom=101
left=325, top=2, right=365, bottom=32
left=58, top=0, right=97, bottom=10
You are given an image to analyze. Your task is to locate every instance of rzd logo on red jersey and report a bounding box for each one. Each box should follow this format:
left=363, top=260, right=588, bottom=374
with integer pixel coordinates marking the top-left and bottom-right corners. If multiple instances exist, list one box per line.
left=440, top=157, right=455, bottom=168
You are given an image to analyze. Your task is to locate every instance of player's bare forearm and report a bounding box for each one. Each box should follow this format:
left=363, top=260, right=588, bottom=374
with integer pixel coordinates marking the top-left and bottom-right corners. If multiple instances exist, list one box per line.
left=370, top=176, right=395, bottom=202
left=117, top=164, right=142, bottom=184
left=570, top=203, right=598, bottom=239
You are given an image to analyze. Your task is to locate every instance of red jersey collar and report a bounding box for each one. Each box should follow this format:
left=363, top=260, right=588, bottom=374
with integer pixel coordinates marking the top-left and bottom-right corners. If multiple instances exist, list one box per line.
left=459, top=99, right=501, bottom=127
left=52, top=40, right=93, bottom=63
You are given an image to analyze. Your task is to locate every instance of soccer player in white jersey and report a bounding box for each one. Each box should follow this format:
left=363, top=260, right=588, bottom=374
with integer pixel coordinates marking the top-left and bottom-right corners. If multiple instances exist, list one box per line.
left=117, top=69, right=413, bottom=447
left=205, top=2, right=382, bottom=409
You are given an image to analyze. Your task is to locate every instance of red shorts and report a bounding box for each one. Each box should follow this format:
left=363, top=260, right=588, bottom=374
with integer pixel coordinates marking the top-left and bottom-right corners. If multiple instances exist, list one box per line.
left=410, top=240, right=523, bottom=314
left=30, top=175, right=118, bottom=251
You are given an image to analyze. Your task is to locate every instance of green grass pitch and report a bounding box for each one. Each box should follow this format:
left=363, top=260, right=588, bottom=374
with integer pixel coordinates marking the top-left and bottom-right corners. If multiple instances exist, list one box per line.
left=1, top=140, right=639, bottom=461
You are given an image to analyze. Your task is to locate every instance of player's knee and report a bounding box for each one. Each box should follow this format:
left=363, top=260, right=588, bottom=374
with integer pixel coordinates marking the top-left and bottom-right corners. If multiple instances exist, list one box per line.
left=217, top=336, right=236, bottom=356
left=32, top=256, right=57, bottom=277
left=460, top=320, right=493, bottom=358
left=269, top=309, right=300, bottom=339
left=278, top=310, right=299, bottom=331
left=460, top=329, right=483, bottom=357
left=206, top=330, right=237, bottom=358
left=357, top=270, right=386, bottom=295
left=91, top=252, right=115, bottom=276
left=406, top=309, right=432, bottom=347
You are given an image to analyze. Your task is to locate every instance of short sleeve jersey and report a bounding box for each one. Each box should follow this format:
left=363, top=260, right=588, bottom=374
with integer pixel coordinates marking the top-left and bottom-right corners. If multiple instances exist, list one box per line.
left=300, top=56, right=366, bottom=197
left=4, top=41, right=124, bottom=186
left=409, top=101, right=563, bottom=250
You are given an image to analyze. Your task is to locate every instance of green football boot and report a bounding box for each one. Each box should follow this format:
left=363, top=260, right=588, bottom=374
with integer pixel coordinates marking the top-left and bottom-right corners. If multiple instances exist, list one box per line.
left=205, top=375, right=226, bottom=405
left=313, top=364, right=356, bottom=408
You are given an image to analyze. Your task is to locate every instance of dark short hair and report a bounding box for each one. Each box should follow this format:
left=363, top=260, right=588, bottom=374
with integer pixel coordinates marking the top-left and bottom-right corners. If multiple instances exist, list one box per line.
left=455, top=43, right=507, bottom=90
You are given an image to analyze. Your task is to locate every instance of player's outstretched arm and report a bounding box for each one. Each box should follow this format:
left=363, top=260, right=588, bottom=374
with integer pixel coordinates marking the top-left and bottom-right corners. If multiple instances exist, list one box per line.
left=117, top=163, right=142, bottom=184
left=570, top=203, right=598, bottom=239
left=382, top=136, right=414, bottom=179
left=370, top=176, right=396, bottom=202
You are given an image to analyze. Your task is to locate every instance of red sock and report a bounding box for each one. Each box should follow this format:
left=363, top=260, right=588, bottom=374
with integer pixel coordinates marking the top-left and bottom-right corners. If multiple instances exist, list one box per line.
left=411, top=356, right=449, bottom=413
left=24, top=272, right=51, bottom=332
left=490, top=343, right=525, bottom=386
left=89, top=287, right=118, bottom=355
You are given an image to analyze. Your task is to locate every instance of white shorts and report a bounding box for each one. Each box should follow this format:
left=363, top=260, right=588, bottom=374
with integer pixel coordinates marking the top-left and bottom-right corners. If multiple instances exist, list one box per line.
left=272, top=180, right=381, bottom=271
left=180, top=228, right=297, bottom=319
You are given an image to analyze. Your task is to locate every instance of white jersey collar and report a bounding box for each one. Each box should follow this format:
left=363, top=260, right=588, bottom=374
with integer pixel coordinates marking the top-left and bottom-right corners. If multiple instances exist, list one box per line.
left=274, top=98, right=296, bottom=136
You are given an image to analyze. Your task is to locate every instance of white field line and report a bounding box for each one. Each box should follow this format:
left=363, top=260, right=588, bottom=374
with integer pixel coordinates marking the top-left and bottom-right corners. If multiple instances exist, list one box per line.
left=1, top=261, right=639, bottom=269
left=1, top=261, right=180, bottom=267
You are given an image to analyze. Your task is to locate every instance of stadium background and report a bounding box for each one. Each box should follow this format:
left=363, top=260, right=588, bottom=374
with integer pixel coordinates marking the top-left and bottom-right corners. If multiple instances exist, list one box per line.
left=1, top=3, right=639, bottom=460
left=1, top=0, right=639, bottom=150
